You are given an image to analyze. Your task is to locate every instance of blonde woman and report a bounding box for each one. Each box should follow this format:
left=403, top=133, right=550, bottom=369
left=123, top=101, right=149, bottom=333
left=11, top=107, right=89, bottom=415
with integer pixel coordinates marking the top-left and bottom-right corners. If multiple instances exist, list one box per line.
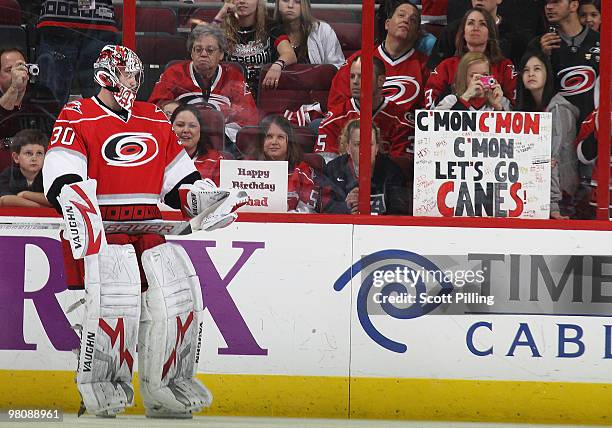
left=213, top=0, right=296, bottom=97
left=273, top=0, right=345, bottom=69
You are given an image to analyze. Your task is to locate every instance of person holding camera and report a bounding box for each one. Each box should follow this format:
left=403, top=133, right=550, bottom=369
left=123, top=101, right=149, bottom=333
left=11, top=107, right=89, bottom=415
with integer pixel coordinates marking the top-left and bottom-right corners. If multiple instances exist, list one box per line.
left=434, top=52, right=510, bottom=111
left=0, top=47, right=59, bottom=139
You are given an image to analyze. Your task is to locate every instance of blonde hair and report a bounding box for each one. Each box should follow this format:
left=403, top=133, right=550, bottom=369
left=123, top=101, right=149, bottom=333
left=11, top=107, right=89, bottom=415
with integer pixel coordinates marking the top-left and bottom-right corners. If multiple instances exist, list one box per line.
left=222, top=0, right=268, bottom=53
left=339, top=119, right=381, bottom=154
left=453, top=52, right=490, bottom=96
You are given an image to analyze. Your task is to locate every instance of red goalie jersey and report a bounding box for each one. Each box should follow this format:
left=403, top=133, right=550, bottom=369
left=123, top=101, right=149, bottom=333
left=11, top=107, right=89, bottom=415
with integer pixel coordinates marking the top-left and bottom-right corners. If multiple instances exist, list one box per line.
left=43, top=97, right=197, bottom=210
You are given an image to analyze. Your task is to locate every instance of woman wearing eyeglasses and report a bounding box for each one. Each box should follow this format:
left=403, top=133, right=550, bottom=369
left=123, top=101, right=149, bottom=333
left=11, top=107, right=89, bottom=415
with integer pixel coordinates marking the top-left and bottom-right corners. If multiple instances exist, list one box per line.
left=149, top=24, right=259, bottom=145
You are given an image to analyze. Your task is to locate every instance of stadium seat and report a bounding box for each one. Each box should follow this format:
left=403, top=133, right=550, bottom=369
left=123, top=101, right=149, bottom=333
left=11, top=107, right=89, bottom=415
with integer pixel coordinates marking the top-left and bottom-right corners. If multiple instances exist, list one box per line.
left=115, top=6, right=178, bottom=34
left=294, top=126, right=316, bottom=153
left=235, top=126, right=261, bottom=160
left=193, top=104, right=226, bottom=152
left=0, top=142, right=12, bottom=172
left=329, top=22, right=361, bottom=58
left=257, top=64, right=337, bottom=117
left=313, top=9, right=359, bottom=23
left=136, top=34, right=189, bottom=100
left=0, top=25, right=26, bottom=53
left=0, top=0, right=20, bottom=26
left=188, top=7, right=218, bottom=27
left=303, top=152, right=324, bottom=174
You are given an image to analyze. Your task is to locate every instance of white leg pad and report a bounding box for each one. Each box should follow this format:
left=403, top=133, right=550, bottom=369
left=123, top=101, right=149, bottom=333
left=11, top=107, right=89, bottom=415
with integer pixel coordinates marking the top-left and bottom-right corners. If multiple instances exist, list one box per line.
left=77, top=244, right=141, bottom=416
left=139, top=243, right=212, bottom=417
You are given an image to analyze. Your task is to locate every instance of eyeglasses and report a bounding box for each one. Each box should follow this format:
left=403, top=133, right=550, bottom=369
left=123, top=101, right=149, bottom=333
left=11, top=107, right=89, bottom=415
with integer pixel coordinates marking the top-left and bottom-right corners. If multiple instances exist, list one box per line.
left=192, top=46, right=220, bottom=56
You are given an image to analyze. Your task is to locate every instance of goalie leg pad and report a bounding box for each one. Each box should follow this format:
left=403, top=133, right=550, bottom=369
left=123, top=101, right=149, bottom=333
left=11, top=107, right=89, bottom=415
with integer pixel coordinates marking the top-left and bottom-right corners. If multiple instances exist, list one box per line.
left=76, top=244, right=141, bottom=416
left=139, top=243, right=212, bottom=416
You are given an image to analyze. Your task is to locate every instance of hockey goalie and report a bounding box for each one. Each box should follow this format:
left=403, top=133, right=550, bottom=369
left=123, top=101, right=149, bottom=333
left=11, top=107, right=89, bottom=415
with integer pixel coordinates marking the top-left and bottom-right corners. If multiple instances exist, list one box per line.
left=42, top=45, right=247, bottom=418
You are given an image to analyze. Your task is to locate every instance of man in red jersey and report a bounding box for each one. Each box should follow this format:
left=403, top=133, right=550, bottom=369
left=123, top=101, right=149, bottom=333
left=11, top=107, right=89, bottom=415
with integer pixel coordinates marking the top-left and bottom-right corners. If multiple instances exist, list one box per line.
left=327, top=1, right=429, bottom=117
left=43, top=45, right=246, bottom=419
left=316, top=56, right=413, bottom=161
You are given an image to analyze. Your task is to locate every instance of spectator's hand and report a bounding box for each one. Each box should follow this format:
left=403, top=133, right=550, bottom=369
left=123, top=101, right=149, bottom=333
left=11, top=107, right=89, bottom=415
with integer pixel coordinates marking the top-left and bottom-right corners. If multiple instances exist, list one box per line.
left=215, top=0, right=236, bottom=21
left=487, top=82, right=504, bottom=110
left=539, top=33, right=561, bottom=56
left=345, top=187, right=359, bottom=214
left=461, top=74, right=485, bottom=102
left=262, top=63, right=282, bottom=90
left=550, top=211, right=569, bottom=220
left=10, top=61, right=28, bottom=92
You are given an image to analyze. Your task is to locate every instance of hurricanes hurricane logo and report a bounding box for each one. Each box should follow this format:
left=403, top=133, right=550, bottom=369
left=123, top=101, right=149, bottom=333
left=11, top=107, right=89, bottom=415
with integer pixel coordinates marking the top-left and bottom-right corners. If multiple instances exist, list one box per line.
left=102, top=132, right=159, bottom=167
left=333, top=250, right=453, bottom=353
left=383, top=76, right=421, bottom=105
left=557, top=66, right=597, bottom=96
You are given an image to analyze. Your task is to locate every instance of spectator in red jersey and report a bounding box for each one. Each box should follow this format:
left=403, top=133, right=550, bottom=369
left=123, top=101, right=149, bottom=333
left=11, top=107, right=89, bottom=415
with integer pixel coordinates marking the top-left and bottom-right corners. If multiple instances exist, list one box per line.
left=272, top=0, right=345, bottom=68
left=434, top=52, right=509, bottom=110
left=255, top=115, right=318, bottom=212
left=515, top=51, right=579, bottom=219
left=317, top=56, right=413, bottom=162
left=328, top=0, right=429, bottom=117
left=171, top=104, right=228, bottom=185
left=578, top=0, right=600, bottom=32
left=321, top=119, right=410, bottom=215
left=424, top=8, right=516, bottom=108
left=149, top=24, right=259, bottom=145
left=213, top=0, right=297, bottom=97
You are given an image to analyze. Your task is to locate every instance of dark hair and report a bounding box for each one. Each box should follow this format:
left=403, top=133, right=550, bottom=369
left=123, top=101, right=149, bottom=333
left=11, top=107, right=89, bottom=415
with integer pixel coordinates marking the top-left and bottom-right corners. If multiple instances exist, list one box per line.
left=0, top=47, right=26, bottom=64
left=257, top=115, right=302, bottom=167
left=352, top=55, right=387, bottom=78
left=455, top=8, right=503, bottom=64
left=10, top=129, right=48, bottom=153
left=579, top=0, right=600, bottom=11
left=273, top=0, right=317, bottom=64
left=515, top=51, right=556, bottom=112
left=386, top=0, right=420, bottom=20
left=170, top=104, right=213, bottom=157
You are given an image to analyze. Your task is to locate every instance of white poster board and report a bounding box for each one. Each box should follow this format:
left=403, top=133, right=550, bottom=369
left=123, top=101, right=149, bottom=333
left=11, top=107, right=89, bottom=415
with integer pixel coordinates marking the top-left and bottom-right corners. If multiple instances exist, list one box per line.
left=220, top=159, right=288, bottom=212
left=413, top=110, right=552, bottom=218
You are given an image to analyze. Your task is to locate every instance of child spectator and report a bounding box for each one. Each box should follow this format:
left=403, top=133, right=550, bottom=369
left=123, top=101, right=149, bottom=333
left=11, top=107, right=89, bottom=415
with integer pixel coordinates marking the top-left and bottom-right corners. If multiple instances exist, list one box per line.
left=273, top=0, right=345, bottom=68
left=578, top=0, right=601, bottom=32
left=434, top=52, right=510, bottom=111
left=0, top=129, right=51, bottom=207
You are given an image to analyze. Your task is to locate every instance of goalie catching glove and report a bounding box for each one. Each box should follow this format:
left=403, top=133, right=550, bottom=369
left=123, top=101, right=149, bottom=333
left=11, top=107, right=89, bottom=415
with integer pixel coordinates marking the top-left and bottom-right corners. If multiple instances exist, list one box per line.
left=179, top=179, right=248, bottom=231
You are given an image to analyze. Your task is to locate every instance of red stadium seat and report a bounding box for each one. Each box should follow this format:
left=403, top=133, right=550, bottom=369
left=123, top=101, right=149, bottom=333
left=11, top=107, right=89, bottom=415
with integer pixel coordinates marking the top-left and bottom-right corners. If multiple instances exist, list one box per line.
left=257, top=64, right=337, bottom=117
left=235, top=126, right=261, bottom=160
left=193, top=104, right=226, bottom=152
left=313, top=9, right=359, bottom=23
left=188, top=7, right=218, bottom=27
left=294, top=126, right=316, bottom=153
left=329, top=22, right=362, bottom=58
left=0, top=0, right=20, bottom=26
left=116, top=7, right=177, bottom=34
left=303, top=152, right=324, bottom=174
left=0, top=146, right=13, bottom=172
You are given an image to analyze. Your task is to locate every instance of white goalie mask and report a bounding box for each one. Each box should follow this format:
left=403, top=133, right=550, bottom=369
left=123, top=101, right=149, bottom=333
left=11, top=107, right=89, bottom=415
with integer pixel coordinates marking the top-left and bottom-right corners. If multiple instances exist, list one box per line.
left=93, top=45, right=143, bottom=112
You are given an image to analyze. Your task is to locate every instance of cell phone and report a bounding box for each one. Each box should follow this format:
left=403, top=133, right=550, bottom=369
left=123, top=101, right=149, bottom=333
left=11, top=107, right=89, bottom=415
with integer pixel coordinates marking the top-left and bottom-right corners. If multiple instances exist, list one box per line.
left=548, top=25, right=558, bottom=34
left=479, top=75, right=496, bottom=89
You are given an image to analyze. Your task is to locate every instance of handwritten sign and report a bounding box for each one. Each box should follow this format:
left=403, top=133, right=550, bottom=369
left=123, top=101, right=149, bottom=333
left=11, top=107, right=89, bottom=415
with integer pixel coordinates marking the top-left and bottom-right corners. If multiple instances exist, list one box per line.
left=220, top=160, right=288, bottom=212
left=413, top=110, right=552, bottom=218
